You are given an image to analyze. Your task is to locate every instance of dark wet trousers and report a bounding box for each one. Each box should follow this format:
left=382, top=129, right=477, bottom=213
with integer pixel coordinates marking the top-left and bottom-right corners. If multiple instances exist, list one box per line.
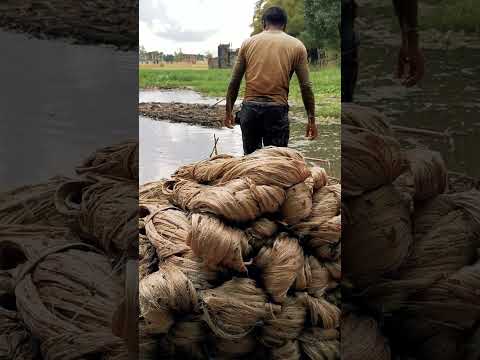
left=236, top=101, right=289, bottom=155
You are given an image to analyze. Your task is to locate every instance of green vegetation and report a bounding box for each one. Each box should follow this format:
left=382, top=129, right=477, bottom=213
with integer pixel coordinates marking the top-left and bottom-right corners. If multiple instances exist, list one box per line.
left=139, top=66, right=340, bottom=118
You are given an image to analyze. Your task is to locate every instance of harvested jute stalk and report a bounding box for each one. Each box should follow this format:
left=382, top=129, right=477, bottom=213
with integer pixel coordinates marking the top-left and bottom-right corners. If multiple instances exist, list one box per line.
left=139, top=264, right=198, bottom=335
left=341, top=313, right=391, bottom=360
left=271, top=340, right=302, bottom=360
left=341, top=103, right=394, bottom=137
left=76, top=140, right=138, bottom=180
left=200, top=278, right=279, bottom=340
left=299, top=327, right=340, bottom=360
left=281, top=177, right=314, bottom=225
left=188, top=214, right=252, bottom=272
left=166, top=177, right=286, bottom=223
left=255, top=234, right=304, bottom=303
left=404, top=149, right=448, bottom=201
left=343, top=185, right=412, bottom=286
left=0, top=176, right=70, bottom=226
left=310, top=167, right=329, bottom=190
left=14, top=243, right=126, bottom=359
left=79, top=180, right=138, bottom=255
left=261, top=295, right=307, bottom=347
left=342, top=125, right=406, bottom=197
left=0, top=306, right=39, bottom=359
left=145, top=206, right=191, bottom=260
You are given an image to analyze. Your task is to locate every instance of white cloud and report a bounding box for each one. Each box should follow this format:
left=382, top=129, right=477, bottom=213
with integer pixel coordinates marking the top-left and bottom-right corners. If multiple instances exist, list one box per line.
left=139, top=0, right=257, bottom=55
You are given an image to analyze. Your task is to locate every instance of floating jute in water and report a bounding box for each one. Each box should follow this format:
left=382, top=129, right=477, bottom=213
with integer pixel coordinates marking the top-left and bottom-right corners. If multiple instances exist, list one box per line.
left=76, top=140, right=138, bottom=180
left=341, top=313, right=390, bottom=360
left=255, top=234, right=304, bottom=303
left=189, top=214, right=252, bottom=272
left=342, top=126, right=406, bottom=197
left=166, top=177, right=286, bottom=222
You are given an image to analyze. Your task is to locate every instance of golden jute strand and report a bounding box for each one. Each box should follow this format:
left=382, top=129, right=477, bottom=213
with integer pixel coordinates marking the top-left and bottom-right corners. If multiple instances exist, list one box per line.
left=189, top=213, right=252, bottom=272
left=342, top=125, right=407, bottom=198
left=144, top=207, right=191, bottom=260
left=76, top=140, right=138, bottom=180
left=296, top=256, right=339, bottom=297
left=168, top=177, right=286, bottom=222
left=139, top=180, right=171, bottom=207
left=200, top=278, right=277, bottom=340
left=310, top=167, right=329, bottom=190
left=299, top=327, right=340, bottom=360
left=139, top=264, right=198, bottom=335
left=281, top=177, right=314, bottom=225
left=0, top=176, right=70, bottom=226
left=261, top=295, right=307, bottom=347
left=255, top=234, right=304, bottom=303
left=342, top=103, right=394, bottom=137
left=341, top=313, right=391, bottom=360
left=304, top=294, right=340, bottom=329
left=246, top=217, right=278, bottom=251
left=343, top=185, right=412, bottom=287
left=164, top=254, right=217, bottom=290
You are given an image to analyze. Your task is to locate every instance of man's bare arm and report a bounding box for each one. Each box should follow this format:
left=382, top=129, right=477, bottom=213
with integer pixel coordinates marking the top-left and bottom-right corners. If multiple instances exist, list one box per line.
left=225, top=56, right=246, bottom=116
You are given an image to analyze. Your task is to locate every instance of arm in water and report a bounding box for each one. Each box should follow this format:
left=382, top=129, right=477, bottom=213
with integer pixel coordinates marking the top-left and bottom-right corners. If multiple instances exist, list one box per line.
left=224, top=51, right=246, bottom=128
left=392, top=0, right=425, bottom=86
left=295, top=47, right=318, bottom=140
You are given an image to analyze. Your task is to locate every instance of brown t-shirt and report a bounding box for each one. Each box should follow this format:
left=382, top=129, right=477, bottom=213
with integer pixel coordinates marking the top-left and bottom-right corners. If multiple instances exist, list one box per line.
left=226, top=30, right=315, bottom=119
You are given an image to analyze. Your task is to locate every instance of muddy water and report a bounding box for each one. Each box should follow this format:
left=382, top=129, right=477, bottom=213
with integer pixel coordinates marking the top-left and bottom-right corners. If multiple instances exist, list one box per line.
left=140, top=105, right=340, bottom=184
left=355, top=1, right=480, bottom=177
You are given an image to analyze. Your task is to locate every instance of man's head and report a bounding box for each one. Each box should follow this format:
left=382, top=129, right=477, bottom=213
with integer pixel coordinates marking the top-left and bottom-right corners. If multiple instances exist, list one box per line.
left=262, top=6, right=287, bottom=31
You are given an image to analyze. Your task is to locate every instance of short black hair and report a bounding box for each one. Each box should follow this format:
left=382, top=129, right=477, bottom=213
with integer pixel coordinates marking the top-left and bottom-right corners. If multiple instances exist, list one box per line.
left=262, top=6, right=288, bottom=27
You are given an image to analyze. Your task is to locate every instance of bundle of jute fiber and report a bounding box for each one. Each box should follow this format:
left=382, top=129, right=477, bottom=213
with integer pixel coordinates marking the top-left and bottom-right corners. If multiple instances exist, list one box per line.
left=271, top=340, right=302, bottom=360
left=164, top=254, right=217, bottom=290
left=139, top=264, right=198, bottom=335
left=343, top=185, right=412, bottom=286
left=403, top=149, right=448, bottom=201
left=14, top=243, right=126, bottom=359
left=281, top=177, right=314, bottom=225
left=144, top=206, right=191, bottom=260
left=76, top=140, right=139, bottom=180
left=140, top=180, right=171, bottom=207
left=341, top=102, right=394, bottom=137
left=254, top=234, right=304, bottom=303
left=166, top=316, right=208, bottom=359
left=139, top=234, right=159, bottom=281
left=342, top=125, right=406, bottom=197
left=304, top=294, right=341, bottom=329
left=0, top=176, right=70, bottom=226
left=299, top=327, right=340, bottom=360
left=200, top=278, right=280, bottom=340
left=165, top=177, right=286, bottom=222
left=0, top=306, right=39, bottom=359
left=311, top=167, right=329, bottom=190
left=78, top=180, right=138, bottom=255
left=213, top=334, right=261, bottom=359
left=245, top=217, right=278, bottom=251
left=188, top=213, right=252, bottom=272
left=341, top=312, right=391, bottom=360
left=295, top=256, right=339, bottom=296
left=261, top=294, right=307, bottom=347
left=174, top=154, right=236, bottom=183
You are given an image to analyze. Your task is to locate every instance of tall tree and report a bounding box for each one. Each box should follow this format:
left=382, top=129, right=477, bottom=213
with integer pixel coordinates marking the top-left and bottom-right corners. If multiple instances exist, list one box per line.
left=304, top=0, right=340, bottom=48
left=251, top=0, right=305, bottom=37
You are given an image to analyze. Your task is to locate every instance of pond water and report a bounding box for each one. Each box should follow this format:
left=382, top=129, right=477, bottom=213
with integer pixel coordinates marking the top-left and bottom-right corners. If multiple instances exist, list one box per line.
left=140, top=102, right=340, bottom=184
left=355, top=1, right=480, bottom=178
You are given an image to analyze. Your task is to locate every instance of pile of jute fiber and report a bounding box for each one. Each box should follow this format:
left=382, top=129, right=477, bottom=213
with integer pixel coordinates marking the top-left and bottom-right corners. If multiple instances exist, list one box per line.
left=0, top=140, right=138, bottom=359
left=139, top=146, right=341, bottom=359
left=342, top=103, right=480, bottom=360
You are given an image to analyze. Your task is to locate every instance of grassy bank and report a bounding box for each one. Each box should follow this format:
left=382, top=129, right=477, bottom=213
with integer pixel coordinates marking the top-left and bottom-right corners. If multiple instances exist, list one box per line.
left=139, top=65, right=340, bottom=118
left=421, top=0, right=479, bottom=33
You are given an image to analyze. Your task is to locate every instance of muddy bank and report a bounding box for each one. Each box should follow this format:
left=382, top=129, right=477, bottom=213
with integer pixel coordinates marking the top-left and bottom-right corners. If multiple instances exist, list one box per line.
left=0, top=1, right=137, bottom=49
left=139, top=102, right=240, bottom=128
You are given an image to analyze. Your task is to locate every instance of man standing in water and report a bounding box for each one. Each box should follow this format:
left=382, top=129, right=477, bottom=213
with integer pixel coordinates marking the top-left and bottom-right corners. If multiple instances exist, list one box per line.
left=341, top=0, right=425, bottom=102
left=224, top=6, right=317, bottom=155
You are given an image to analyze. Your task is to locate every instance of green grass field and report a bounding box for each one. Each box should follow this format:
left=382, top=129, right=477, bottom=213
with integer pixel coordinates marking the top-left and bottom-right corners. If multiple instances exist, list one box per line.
left=139, top=65, right=340, bottom=118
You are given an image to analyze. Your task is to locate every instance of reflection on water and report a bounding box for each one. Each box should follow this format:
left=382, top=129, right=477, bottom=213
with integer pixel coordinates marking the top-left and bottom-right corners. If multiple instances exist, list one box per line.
left=140, top=115, right=340, bottom=184
left=0, top=31, right=137, bottom=190
left=355, top=3, right=480, bottom=178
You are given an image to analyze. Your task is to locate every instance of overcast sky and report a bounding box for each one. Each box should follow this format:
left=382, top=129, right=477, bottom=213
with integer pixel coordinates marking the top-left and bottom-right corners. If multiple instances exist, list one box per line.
left=140, top=0, right=258, bottom=55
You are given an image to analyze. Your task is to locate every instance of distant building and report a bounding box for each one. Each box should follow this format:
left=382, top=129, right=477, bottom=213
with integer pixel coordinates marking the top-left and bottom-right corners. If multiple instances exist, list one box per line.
left=208, top=43, right=239, bottom=69
left=140, top=51, right=163, bottom=64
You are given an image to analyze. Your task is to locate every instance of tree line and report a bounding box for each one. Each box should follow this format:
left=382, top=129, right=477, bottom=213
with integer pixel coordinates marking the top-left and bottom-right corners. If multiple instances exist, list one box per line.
left=251, top=0, right=340, bottom=50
